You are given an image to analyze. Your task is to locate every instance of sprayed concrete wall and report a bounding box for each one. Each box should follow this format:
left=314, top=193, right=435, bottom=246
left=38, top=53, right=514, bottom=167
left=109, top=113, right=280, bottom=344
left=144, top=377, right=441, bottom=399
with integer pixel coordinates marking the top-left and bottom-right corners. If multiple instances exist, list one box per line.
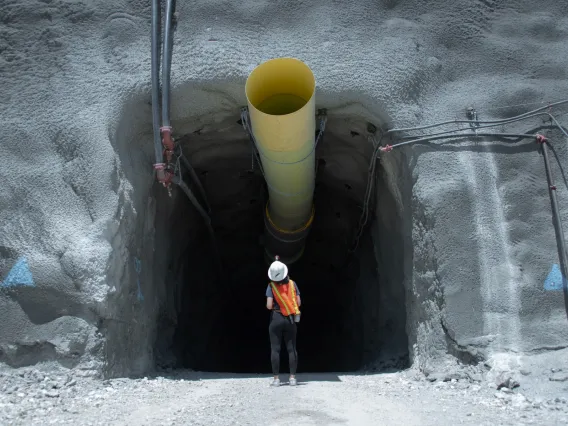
left=1, top=0, right=568, bottom=377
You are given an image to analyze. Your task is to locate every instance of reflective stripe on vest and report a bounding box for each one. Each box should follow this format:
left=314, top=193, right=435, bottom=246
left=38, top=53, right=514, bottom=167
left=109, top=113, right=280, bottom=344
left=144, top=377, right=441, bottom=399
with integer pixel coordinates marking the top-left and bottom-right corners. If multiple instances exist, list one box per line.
left=270, top=280, right=300, bottom=316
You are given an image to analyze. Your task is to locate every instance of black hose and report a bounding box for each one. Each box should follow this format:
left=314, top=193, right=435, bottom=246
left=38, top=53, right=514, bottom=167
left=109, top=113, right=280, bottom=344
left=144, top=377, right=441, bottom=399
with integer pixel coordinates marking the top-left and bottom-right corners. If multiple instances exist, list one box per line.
left=161, top=0, right=176, bottom=128
left=151, top=0, right=162, bottom=164
left=180, top=155, right=211, bottom=213
left=172, top=176, right=222, bottom=271
left=540, top=141, right=568, bottom=320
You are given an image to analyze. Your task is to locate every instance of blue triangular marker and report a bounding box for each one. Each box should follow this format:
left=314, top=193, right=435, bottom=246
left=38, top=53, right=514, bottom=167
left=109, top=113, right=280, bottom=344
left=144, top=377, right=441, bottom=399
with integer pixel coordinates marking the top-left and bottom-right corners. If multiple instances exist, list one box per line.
left=2, top=256, right=34, bottom=287
left=544, top=263, right=566, bottom=291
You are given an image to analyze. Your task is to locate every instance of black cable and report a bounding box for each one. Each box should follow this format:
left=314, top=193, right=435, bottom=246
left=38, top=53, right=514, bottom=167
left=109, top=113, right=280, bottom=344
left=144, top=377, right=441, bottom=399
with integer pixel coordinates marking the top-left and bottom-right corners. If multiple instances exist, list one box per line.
left=540, top=140, right=568, bottom=319
left=398, top=114, right=557, bottom=140
left=545, top=142, right=568, bottom=192
left=388, top=100, right=568, bottom=134
left=388, top=132, right=536, bottom=150
left=173, top=176, right=222, bottom=272
left=179, top=154, right=212, bottom=213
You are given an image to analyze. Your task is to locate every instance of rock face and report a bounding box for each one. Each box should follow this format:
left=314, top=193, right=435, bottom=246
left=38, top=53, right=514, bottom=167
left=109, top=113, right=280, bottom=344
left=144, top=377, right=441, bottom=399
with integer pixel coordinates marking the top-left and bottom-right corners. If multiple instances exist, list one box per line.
left=1, top=0, right=568, bottom=377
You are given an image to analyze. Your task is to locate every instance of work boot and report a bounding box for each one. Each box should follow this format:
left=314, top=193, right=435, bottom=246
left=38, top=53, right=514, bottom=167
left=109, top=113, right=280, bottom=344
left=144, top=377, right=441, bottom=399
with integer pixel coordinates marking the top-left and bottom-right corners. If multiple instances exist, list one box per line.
left=269, top=378, right=281, bottom=387
left=289, top=377, right=297, bottom=386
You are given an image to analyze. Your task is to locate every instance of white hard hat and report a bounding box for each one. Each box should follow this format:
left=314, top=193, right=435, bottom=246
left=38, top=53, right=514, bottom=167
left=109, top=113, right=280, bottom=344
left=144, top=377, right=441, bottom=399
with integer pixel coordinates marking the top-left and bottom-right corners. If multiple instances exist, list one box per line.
left=268, top=260, right=288, bottom=282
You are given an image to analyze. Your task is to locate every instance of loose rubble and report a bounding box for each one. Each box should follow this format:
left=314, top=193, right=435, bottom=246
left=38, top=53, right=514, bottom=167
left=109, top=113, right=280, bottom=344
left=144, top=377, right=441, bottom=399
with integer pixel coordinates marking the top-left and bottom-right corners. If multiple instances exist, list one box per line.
left=1, top=363, right=568, bottom=425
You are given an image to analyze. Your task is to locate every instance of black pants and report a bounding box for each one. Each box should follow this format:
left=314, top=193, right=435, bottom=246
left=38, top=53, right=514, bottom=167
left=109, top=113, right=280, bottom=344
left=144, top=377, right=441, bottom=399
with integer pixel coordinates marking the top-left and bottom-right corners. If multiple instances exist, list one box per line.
left=269, top=311, right=298, bottom=375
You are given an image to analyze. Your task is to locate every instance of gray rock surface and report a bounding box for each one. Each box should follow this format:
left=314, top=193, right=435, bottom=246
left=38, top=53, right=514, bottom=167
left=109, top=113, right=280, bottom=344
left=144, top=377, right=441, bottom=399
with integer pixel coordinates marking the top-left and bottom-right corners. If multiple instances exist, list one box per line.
left=1, top=367, right=567, bottom=425
left=0, top=0, right=567, bottom=385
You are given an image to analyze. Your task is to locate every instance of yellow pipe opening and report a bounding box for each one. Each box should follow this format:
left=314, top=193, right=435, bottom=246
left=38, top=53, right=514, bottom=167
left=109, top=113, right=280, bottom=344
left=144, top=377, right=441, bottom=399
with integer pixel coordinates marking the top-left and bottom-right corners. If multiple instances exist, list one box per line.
left=245, top=58, right=316, bottom=232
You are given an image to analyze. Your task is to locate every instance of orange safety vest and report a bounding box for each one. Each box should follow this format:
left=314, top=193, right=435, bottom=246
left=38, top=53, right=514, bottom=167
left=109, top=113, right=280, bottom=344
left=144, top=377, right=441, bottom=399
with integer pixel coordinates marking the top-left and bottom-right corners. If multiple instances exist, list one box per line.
left=270, top=280, right=300, bottom=317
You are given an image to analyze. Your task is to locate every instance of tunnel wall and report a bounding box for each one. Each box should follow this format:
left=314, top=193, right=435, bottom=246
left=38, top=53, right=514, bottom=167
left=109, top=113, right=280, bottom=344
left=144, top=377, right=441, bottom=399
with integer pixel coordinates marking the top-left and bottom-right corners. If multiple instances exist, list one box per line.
left=1, top=0, right=568, bottom=377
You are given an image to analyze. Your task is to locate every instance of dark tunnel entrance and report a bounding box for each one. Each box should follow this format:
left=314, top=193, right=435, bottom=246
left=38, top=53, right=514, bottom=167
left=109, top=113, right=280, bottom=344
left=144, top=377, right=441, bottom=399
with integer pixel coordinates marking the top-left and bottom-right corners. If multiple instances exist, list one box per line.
left=153, top=119, right=410, bottom=374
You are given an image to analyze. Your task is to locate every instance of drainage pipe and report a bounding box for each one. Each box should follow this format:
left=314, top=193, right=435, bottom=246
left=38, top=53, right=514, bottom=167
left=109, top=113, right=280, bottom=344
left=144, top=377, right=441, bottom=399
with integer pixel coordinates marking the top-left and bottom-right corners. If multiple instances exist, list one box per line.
left=537, top=135, right=568, bottom=317
left=245, top=58, right=316, bottom=264
left=160, top=0, right=176, bottom=161
left=151, top=0, right=164, bottom=174
left=151, top=0, right=162, bottom=164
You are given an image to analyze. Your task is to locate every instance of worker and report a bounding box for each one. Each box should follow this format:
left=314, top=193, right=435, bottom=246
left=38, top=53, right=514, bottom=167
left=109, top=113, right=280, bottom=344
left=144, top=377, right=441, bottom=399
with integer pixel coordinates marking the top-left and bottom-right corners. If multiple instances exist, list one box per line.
left=266, top=257, right=301, bottom=387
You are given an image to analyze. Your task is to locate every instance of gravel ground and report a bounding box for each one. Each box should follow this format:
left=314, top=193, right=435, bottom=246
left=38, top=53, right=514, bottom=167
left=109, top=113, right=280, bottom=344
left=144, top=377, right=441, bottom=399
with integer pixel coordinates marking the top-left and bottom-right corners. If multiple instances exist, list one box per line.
left=1, top=365, right=568, bottom=425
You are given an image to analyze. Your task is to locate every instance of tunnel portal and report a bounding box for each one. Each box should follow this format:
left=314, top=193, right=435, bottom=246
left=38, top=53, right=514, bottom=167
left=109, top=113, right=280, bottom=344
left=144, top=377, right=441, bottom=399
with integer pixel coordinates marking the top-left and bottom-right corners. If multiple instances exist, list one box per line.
left=150, top=116, right=411, bottom=374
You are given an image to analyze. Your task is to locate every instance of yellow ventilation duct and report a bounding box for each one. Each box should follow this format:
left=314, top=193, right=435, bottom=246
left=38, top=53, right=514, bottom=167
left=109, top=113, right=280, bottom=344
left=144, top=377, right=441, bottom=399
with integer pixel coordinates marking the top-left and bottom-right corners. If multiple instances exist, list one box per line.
left=245, top=58, right=316, bottom=264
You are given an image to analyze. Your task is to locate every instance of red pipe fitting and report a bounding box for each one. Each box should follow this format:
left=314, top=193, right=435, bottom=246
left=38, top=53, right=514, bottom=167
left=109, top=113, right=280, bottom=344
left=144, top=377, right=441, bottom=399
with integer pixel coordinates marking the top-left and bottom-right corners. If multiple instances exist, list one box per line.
left=536, top=134, right=547, bottom=144
left=154, top=163, right=174, bottom=188
left=160, top=126, right=175, bottom=162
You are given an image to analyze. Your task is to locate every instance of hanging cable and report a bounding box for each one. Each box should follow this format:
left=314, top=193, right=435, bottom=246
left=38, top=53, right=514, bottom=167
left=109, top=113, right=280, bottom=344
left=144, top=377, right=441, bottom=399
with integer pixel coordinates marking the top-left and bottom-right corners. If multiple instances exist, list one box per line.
left=172, top=176, right=222, bottom=271
left=348, top=133, right=384, bottom=256
left=149, top=0, right=220, bottom=269
left=536, top=135, right=568, bottom=319
left=485, top=99, right=568, bottom=112
left=548, top=113, right=568, bottom=139
left=350, top=118, right=567, bottom=255
left=380, top=132, right=537, bottom=153
left=178, top=149, right=211, bottom=214
left=398, top=113, right=559, bottom=140
left=387, top=100, right=568, bottom=134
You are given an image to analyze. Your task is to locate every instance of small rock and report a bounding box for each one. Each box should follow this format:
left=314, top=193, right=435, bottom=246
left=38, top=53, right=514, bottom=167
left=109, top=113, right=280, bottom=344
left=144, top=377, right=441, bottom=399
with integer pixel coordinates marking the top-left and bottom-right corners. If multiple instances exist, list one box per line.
left=511, top=394, right=528, bottom=408
left=46, top=391, right=59, bottom=398
left=520, top=369, right=531, bottom=376
left=495, top=373, right=520, bottom=390
left=443, top=372, right=463, bottom=382
left=467, top=372, right=483, bottom=382
left=549, top=373, right=568, bottom=382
